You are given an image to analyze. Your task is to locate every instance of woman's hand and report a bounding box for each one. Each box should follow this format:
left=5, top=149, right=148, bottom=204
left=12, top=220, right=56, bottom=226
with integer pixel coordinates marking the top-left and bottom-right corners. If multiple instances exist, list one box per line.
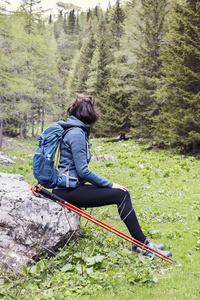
left=112, top=183, right=128, bottom=192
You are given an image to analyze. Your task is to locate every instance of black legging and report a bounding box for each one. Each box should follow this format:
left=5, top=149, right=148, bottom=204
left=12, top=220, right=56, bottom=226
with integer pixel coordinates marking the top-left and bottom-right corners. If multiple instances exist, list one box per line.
left=53, top=185, right=146, bottom=244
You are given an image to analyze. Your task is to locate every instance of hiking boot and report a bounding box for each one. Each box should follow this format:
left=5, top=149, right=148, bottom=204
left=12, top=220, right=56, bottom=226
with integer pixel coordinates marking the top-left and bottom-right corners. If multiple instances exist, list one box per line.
left=132, top=241, right=172, bottom=257
left=132, top=240, right=165, bottom=253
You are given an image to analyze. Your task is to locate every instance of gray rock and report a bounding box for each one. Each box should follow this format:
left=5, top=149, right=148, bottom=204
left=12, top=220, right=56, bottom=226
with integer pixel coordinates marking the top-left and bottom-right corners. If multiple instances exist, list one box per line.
left=92, top=154, right=118, bottom=162
left=0, top=153, right=15, bottom=164
left=0, top=173, right=80, bottom=272
left=95, top=146, right=103, bottom=152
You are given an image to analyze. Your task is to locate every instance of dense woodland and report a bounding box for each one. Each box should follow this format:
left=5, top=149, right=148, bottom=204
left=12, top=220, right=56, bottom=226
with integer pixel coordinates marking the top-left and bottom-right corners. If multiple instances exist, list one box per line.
left=0, top=0, right=200, bottom=152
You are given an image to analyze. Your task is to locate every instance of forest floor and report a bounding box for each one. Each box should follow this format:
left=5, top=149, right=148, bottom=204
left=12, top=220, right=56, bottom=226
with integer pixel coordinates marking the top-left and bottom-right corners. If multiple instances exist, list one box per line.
left=0, top=136, right=200, bottom=299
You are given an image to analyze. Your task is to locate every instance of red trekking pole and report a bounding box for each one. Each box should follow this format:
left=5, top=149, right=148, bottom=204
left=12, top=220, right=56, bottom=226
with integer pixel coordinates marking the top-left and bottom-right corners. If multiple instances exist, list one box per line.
left=31, top=185, right=176, bottom=264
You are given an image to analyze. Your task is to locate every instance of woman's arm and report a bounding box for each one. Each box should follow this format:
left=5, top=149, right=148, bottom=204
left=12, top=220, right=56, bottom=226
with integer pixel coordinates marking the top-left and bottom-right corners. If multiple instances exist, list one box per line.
left=68, top=129, right=113, bottom=188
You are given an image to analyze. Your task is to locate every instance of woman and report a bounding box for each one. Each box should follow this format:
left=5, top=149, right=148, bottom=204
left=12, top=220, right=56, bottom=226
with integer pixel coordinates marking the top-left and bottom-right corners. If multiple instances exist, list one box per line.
left=53, top=94, right=172, bottom=257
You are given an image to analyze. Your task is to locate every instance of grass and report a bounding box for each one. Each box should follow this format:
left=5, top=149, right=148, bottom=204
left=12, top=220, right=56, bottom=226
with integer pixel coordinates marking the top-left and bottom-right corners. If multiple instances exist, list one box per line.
left=0, top=136, right=200, bottom=299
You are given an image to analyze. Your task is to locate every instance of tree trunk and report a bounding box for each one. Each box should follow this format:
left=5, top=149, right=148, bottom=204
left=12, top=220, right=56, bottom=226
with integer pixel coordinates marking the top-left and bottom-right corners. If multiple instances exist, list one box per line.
left=0, top=117, right=3, bottom=149
left=31, top=105, right=34, bottom=137
left=41, top=96, right=45, bottom=133
left=120, top=133, right=126, bottom=140
left=20, top=123, right=24, bottom=138
left=193, top=141, right=198, bottom=153
left=20, top=113, right=27, bottom=138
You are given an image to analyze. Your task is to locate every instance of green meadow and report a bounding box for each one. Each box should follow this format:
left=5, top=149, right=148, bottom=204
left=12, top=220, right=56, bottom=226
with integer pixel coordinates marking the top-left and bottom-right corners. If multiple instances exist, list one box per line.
left=0, top=137, right=200, bottom=299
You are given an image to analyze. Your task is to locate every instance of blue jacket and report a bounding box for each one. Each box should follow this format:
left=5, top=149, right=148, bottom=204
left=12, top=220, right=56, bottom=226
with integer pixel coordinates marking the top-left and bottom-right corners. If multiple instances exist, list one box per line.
left=55, top=116, right=113, bottom=189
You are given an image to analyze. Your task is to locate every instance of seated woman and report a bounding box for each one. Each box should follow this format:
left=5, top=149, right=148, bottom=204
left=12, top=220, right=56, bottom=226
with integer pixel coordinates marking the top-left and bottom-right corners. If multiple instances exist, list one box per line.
left=53, top=94, right=172, bottom=257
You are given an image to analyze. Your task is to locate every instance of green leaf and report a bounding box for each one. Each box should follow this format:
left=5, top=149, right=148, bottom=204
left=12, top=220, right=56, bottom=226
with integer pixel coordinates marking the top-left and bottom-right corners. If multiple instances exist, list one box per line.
left=76, top=264, right=83, bottom=274
left=61, top=263, right=74, bottom=272
left=86, top=266, right=93, bottom=275
left=85, top=255, right=105, bottom=266
left=21, top=265, right=28, bottom=275
left=0, top=279, right=4, bottom=286
left=29, top=265, right=37, bottom=274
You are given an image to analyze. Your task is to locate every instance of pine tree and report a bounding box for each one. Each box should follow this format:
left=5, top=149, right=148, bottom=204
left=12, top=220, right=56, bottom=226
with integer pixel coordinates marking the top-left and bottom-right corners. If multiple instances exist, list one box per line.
left=96, top=18, right=112, bottom=95
left=109, top=0, right=125, bottom=49
left=53, top=11, right=64, bottom=39
left=68, top=9, right=76, bottom=34
left=56, top=10, right=81, bottom=90
left=130, top=0, right=168, bottom=142
left=68, top=28, right=96, bottom=95
left=87, top=8, right=92, bottom=21
left=0, top=1, right=11, bottom=147
left=156, top=0, right=200, bottom=151
left=93, top=1, right=131, bottom=138
left=32, top=25, right=62, bottom=134
left=49, top=14, right=52, bottom=24
left=21, top=0, right=41, bottom=34
left=103, top=48, right=133, bottom=139
left=86, top=18, right=113, bottom=136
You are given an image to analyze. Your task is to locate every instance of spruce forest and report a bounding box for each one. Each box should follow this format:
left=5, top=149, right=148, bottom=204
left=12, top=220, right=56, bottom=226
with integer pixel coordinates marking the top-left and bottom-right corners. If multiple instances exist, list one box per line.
left=1, top=0, right=200, bottom=152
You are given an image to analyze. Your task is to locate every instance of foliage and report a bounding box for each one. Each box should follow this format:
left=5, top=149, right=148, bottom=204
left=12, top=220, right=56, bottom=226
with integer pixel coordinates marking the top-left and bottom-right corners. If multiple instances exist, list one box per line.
left=68, top=28, right=96, bottom=96
left=129, top=0, right=168, bottom=142
left=109, top=0, right=125, bottom=50
left=155, top=0, right=200, bottom=151
left=1, top=0, right=200, bottom=150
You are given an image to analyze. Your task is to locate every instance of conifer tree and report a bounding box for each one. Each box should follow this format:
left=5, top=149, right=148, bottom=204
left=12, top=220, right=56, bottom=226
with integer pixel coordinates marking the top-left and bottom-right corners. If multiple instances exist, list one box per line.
left=87, top=8, right=92, bottom=21
left=93, top=1, right=131, bottom=138
left=92, top=0, right=131, bottom=138
left=130, top=0, right=168, bottom=142
left=68, top=28, right=96, bottom=95
left=32, top=25, right=62, bottom=134
left=96, top=18, right=112, bottom=95
left=109, top=0, right=125, bottom=49
left=156, top=0, right=200, bottom=151
left=0, top=2, right=10, bottom=147
left=53, top=11, right=64, bottom=39
left=68, top=9, right=76, bottom=34
left=86, top=17, right=113, bottom=136
left=21, top=0, right=41, bottom=34
left=63, top=16, right=67, bottom=33
left=56, top=11, right=81, bottom=90
left=0, top=1, right=43, bottom=138
left=49, top=14, right=52, bottom=24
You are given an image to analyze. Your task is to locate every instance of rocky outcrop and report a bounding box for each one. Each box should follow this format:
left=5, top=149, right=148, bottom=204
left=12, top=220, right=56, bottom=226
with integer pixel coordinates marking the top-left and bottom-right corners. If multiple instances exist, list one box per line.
left=0, top=173, right=80, bottom=272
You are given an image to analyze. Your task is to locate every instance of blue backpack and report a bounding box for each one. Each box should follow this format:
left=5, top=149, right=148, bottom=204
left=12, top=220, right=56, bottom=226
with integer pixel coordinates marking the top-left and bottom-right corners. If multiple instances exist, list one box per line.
left=33, top=123, right=73, bottom=189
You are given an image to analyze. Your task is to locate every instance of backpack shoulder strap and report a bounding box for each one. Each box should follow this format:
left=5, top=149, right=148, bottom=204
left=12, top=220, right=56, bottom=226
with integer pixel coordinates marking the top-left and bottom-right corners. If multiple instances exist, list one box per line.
left=56, top=127, right=78, bottom=171
left=62, top=127, right=77, bottom=139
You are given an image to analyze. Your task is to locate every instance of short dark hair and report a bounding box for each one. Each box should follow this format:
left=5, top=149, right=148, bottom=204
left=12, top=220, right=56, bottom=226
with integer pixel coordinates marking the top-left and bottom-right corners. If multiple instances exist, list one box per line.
left=67, top=94, right=99, bottom=125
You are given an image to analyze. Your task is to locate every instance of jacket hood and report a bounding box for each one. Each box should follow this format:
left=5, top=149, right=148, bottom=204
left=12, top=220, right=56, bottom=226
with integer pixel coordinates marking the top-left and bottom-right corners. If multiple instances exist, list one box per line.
left=57, top=116, right=90, bottom=136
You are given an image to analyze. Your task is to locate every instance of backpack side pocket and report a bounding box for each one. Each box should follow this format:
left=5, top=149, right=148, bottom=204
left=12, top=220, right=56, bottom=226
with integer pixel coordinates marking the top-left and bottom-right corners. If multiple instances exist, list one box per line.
left=33, top=152, right=58, bottom=188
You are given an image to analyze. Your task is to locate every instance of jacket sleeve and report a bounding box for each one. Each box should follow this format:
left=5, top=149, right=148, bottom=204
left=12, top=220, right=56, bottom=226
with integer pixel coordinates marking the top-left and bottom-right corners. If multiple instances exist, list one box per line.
left=67, top=129, right=113, bottom=188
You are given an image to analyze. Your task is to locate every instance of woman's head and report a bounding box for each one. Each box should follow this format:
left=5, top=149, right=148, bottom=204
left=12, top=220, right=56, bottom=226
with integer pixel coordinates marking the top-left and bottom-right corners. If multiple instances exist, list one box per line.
left=67, top=94, right=99, bottom=125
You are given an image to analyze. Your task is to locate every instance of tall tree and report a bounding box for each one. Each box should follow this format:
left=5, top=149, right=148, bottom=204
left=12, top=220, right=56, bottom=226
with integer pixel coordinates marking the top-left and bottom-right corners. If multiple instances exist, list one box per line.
left=156, top=0, right=200, bottom=151
left=87, top=18, right=113, bottom=136
left=130, top=0, right=168, bottom=142
left=109, top=0, right=125, bottom=49
left=21, top=0, right=41, bottom=34
left=53, top=11, right=63, bottom=39
left=31, top=24, right=62, bottom=134
left=94, top=1, right=130, bottom=139
left=0, top=1, right=11, bottom=147
left=68, top=28, right=96, bottom=95
left=68, top=9, right=76, bottom=34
